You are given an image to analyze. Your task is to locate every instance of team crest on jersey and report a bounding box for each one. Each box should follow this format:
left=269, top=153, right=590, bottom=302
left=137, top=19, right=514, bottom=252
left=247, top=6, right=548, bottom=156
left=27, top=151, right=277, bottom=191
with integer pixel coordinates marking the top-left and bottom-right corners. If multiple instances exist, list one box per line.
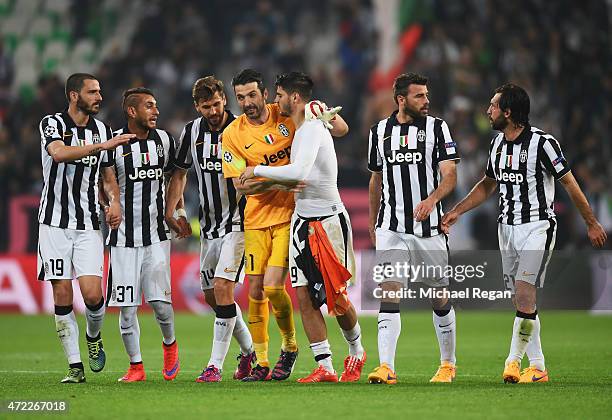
left=156, top=144, right=164, bottom=157
left=141, top=152, right=151, bottom=165
left=92, top=133, right=101, bottom=144
left=399, top=135, right=408, bottom=147
left=505, top=155, right=513, bottom=167
left=77, top=138, right=86, bottom=146
left=210, top=144, right=218, bottom=157
left=417, top=129, right=426, bottom=142
left=44, top=125, right=58, bottom=137
left=223, top=151, right=233, bottom=163
left=520, top=150, right=528, bottom=163
left=278, top=124, right=290, bottom=137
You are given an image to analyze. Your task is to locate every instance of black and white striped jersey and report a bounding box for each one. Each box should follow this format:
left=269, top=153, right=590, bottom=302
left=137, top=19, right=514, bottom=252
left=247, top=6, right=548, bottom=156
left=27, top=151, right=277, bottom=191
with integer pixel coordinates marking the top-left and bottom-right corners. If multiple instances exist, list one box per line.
left=38, top=111, right=113, bottom=230
left=368, top=111, right=460, bottom=237
left=106, top=126, right=175, bottom=247
left=485, top=125, right=570, bottom=225
left=174, top=111, right=244, bottom=239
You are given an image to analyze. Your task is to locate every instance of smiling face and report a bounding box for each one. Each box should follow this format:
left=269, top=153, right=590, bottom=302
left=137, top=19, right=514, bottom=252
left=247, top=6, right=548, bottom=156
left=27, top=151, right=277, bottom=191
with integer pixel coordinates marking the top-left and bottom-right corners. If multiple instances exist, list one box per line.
left=74, top=79, right=102, bottom=115
left=234, top=82, right=267, bottom=121
left=398, top=83, right=430, bottom=119
left=129, top=94, right=159, bottom=130
left=195, top=92, right=226, bottom=130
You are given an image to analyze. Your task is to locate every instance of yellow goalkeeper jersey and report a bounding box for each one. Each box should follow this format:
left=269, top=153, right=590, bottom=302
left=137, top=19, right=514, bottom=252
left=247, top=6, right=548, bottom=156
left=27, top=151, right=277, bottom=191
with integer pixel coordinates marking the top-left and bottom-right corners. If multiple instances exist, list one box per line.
left=221, top=103, right=295, bottom=230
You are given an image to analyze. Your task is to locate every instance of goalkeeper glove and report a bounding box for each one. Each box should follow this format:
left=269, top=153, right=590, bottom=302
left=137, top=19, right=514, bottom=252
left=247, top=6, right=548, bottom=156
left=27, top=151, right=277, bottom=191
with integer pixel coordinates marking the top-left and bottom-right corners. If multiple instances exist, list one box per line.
left=305, top=100, right=342, bottom=129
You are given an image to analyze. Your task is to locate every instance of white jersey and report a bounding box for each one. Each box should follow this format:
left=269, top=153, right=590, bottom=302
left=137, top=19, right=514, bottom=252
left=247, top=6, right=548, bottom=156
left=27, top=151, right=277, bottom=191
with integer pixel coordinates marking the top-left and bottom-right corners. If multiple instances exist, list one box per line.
left=38, top=111, right=113, bottom=230
left=254, top=119, right=343, bottom=217
left=106, top=127, right=175, bottom=247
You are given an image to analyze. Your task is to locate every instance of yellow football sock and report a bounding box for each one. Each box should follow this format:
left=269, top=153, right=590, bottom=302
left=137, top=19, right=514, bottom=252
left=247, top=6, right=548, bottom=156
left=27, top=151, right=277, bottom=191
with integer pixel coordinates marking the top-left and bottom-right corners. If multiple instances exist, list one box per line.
left=264, top=285, right=298, bottom=352
left=248, top=296, right=270, bottom=367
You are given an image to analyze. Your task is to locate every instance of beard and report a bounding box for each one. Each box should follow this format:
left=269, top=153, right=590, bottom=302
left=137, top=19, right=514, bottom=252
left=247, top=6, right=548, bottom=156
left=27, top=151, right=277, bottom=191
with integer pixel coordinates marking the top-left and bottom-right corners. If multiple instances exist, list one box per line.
left=243, top=102, right=264, bottom=120
left=206, top=114, right=222, bottom=128
left=490, top=114, right=508, bottom=130
left=76, top=96, right=100, bottom=115
left=279, top=101, right=292, bottom=117
left=402, top=104, right=427, bottom=119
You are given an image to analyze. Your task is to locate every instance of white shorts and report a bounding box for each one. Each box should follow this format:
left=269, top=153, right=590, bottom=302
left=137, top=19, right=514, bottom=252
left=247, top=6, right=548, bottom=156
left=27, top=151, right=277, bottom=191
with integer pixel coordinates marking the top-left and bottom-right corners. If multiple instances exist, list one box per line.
left=375, top=229, right=449, bottom=287
left=37, top=224, right=104, bottom=281
left=289, top=210, right=356, bottom=288
left=498, top=219, right=556, bottom=292
left=200, top=231, right=245, bottom=291
left=107, top=241, right=172, bottom=306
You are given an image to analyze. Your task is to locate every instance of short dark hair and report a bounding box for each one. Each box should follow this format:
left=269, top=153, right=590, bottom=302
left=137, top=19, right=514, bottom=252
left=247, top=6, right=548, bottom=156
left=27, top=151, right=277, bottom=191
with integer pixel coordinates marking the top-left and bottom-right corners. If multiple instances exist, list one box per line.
left=192, top=76, right=225, bottom=103
left=65, top=73, right=97, bottom=100
left=393, top=72, right=428, bottom=104
left=231, top=69, right=265, bottom=94
left=122, top=87, right=155, bottom=114
left=274, top=71, right=313, bottom=102
left=494, top=83, right=530, bottom=126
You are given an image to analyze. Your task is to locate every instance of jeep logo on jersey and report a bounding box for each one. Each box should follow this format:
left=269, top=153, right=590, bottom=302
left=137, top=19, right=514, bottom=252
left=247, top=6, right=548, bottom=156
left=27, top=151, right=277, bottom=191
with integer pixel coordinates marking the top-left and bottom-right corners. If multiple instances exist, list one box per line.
left=278, top=123, right=290, bottom=137
left=497, top=170, right=524, bottom=184
left=73, top=154, right=99, bottom=167
left=261, top=146, right=291, bottom=165
left=199, top=158, right=222, bottom=173
left=128, top=166, right=164, bottom=181
left=386, top=150, right=423, bottom=164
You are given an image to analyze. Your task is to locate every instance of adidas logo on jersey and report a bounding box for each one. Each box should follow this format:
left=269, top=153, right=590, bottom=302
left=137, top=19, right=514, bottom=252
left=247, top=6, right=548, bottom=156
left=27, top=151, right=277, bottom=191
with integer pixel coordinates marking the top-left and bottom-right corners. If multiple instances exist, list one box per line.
left=497, top=170, right=524, bottom=184
left=199, top=159, right=222, bottom=173
left=128, top=166, right=164, bottom=181
left=261, top=146, right=291, bottom=166
left=386, top=150, right=423, bottom=164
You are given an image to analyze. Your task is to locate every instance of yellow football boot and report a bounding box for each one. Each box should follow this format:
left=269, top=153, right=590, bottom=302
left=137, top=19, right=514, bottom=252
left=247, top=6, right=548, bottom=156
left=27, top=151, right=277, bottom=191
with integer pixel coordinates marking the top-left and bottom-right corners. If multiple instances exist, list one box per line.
left=430, top=362, right=456, bottom=383
left=503, top=360, right=521, bottom=383
left=518, top=366, right=549, bottom=383
left=367, top=363, right=397, bottom=384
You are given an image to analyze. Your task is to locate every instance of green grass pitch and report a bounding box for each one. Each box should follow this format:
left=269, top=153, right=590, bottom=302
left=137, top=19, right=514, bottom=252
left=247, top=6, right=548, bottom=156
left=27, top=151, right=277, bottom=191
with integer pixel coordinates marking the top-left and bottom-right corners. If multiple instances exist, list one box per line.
left=1, top=311, right=611, bottom=419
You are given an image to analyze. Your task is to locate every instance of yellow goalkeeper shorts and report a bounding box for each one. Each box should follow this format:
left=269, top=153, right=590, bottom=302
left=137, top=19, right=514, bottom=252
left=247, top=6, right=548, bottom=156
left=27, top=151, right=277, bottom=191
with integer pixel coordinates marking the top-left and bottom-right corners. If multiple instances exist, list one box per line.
left=244, top=222, right=290, bottom=275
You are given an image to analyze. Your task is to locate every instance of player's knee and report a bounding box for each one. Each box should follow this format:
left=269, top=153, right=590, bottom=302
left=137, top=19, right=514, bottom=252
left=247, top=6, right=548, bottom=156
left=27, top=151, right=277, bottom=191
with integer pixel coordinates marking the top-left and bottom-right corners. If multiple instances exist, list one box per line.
left=214, top=279, right=234, bottom=300
left=249, top=282, right=265, bottom=300
left=120, top=306, right=138, bottom=329
left=296, top=286, right=314, bottom=309
left=203, top=289, right=217, bottom=308
left=51, top=281, right=73, bottom=305
left=149, top=300, right=173, bottom=322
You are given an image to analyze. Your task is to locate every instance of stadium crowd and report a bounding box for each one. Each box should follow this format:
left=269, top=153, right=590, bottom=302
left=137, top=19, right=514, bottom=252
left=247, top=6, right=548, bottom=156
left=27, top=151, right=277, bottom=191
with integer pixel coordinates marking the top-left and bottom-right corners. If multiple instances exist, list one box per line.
left=0, top=0, right=610, bottom=251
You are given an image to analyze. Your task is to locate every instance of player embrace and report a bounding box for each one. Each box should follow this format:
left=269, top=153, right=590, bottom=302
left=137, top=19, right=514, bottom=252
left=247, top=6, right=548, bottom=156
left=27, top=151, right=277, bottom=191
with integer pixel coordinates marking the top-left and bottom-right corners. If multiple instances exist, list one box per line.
left=166, top=76, right=256, bottom=382
left=442, top=83, right=607, bottom=383
left=241, top=72, right=366, bottom=383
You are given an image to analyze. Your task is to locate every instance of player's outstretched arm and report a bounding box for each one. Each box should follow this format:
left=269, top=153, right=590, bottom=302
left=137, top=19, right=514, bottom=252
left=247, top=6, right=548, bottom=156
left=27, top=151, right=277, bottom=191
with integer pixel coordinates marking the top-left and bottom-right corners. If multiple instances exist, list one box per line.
left=165, top=168, right=191, bottom=239
left=559, top=171, right=607, bottom=248
left=415, top=160, right=457, bottom=222
left=100, top=166, right=122, bottom=229
left=369, top=171, right=382, bottom=247
left=47, top=133, right=135, bottom=163
left=441, top=175, right=497, bottom=233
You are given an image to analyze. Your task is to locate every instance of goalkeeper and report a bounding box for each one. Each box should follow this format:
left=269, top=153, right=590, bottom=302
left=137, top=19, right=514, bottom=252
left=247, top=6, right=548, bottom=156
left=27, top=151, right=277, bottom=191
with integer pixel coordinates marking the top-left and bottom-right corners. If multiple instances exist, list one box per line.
left=221, top=69, right=347, bottom=381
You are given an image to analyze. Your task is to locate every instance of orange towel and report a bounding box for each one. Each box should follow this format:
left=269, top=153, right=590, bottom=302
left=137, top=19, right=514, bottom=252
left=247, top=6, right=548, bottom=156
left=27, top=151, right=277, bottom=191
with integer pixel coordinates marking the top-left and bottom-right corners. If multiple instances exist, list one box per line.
left=307, top=221, right=351, bottom=315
